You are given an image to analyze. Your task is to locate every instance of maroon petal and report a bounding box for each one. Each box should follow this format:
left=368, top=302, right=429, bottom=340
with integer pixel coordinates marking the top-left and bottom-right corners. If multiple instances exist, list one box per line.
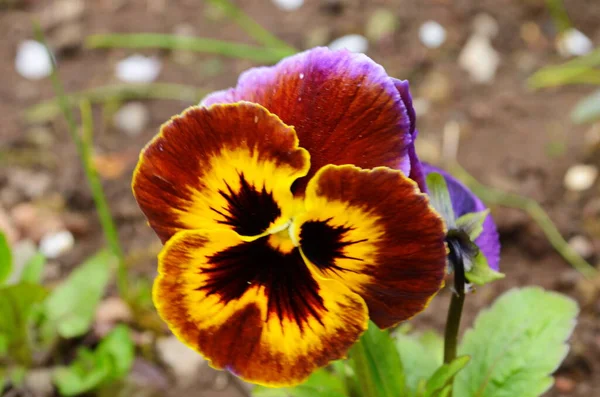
left=201, top=47, right=412, bottom=194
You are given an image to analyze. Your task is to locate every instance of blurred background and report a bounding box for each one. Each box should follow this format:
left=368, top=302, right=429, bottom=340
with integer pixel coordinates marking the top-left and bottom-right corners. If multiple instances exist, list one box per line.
left=1, top=0, right=600, bottom=396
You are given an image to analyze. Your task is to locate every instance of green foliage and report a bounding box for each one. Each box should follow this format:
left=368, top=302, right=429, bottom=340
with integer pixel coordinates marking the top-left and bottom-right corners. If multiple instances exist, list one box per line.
left=395, top=330, right=444, bottom=392
left=19, top=252, right=46, bottom=284
left=421, top=356, right=470, bottom=397
left=53, top=325, right=134, bottom=396
left=455, top=210, right=489, bottom=241
left=349, top=322, right=405, bottom=397
left=454, top=287, right=578, bottom=397
left=396, top=331, right=469, bottom=397
left=0, top=282, right=48, bottom=364
left=44, top=250, right=114, bottom=338
left=571, top=89, right=600, bottom=124
left=0, top=231, right=12, bottom=285
left=253, top=367, right=347, bottom=397
left=425, top=173, right=456, bottom=229
left=464, top=252, right=505, bottom=286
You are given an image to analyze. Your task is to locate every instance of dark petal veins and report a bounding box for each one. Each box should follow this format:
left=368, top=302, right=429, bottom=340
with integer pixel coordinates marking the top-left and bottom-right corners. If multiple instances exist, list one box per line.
left=299, top=219, right=366, bottom=273
left=201, top=237, right=326, bottom=329
left=210, top=172, right=281, bottom=236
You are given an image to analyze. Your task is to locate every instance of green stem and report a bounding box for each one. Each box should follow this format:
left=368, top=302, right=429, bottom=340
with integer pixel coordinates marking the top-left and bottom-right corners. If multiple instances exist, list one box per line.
left=25, top=83, right=207, bottom=124
left=443, top=239, right=466, bottom=365
left=450, top=163, right=597, bottom=279
left=86, top=33, right=295, bottom=62
left=206, top=0, right=296, bottom=51
left=33, top=23, right=129, bottom=299
left=79, top=100, right=128, bottom=298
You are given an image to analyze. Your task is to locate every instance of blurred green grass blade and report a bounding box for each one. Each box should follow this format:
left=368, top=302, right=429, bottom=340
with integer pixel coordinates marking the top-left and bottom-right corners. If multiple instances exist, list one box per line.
left=528, top=66, right=600, bottom=89
left=25, top=83, right=206, bottom=124
left=86, top=33, right=295, bottom=62
left=450, top=163, right=597, bottom=279
left=529, top=48, right=600, bottom=89
left=545, top=0, right=572, bottom=33
left=0, top=232, right=12, bottom=285
left=571, top=89, right=600, bottom=124
left=33, top=22, right=129, bottom=298
left=44, top=250, right=114, bottom=338
left=206, top=0, right=296, bottom=51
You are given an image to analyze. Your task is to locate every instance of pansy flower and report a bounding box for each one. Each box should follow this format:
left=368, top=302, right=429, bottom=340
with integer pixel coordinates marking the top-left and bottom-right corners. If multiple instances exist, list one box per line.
left=132, top=48, right=447, bottom=386
left=422, top=163, right=501, bottom=282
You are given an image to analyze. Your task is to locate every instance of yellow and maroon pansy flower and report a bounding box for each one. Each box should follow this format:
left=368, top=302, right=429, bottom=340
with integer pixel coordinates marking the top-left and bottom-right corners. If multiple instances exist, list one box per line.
left=132, top=49, right=447, bottom=387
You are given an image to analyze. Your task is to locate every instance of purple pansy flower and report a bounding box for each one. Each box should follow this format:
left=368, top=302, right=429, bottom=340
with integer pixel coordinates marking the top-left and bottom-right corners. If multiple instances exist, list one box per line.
left=422, top=163, right=501, bottom=271
left=132, top=47, right=448, bottom=386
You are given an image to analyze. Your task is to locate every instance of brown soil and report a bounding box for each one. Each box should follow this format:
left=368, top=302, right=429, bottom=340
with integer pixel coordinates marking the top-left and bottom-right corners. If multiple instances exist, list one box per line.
left=1, top=0, right=599, bottom=396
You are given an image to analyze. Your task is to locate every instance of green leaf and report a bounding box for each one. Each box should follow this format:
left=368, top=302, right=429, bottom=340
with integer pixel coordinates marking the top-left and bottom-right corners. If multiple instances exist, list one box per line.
left=349, top=321, right=405, bottom=397
left=571, top=89, right=600, bottom=124
left=395, top=330, right=443, bottom=394
left=464, top=252, right=505, bottom=286
left=424, top=356, right=470, bottom=397
left=454, top=287, right=579, bottom=397
left=425, top=173, right=456, bottom=228
left=455, top=210, right=489, bottom=241
left=20, top=252, right=46, bottom=284
left=0, top=232, right=12, bottom=285
left=53, top=324, right=134, bottom=396
left=44, top=250, right=114, bottom=338
left=0, top=283, right=48, bottom=364
left=253, top=366, right=348, bottom=397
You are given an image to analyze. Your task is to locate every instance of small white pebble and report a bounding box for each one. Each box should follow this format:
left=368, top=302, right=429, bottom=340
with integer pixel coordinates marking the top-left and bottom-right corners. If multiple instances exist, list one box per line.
left=412, top=98, right=431, bottom=117
left=564, top=164, right=598, bottom=191
left=15, top=40, right=53, bottom=80
left=419, top=20, right=446, bottom=49
left=113, top=102, right=150, bottom=136
left=459, top=34, right=500, bottom=83
left=328, top=34, right=369, bottom=53
left=272, top=0, right=303, bottom=11
left=557, top=28, right=593, bottom=57
left=568, top=235, right=595, bottom=259
left=115, top=54, right=162, bottom=83
left=472, top=13, right=499, bottom=39
left=39, top=230, right=74, bottom=259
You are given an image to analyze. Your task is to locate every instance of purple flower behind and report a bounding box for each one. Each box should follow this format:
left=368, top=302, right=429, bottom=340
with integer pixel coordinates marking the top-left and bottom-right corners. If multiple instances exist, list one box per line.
left=421, top=163, right=501, bottom=271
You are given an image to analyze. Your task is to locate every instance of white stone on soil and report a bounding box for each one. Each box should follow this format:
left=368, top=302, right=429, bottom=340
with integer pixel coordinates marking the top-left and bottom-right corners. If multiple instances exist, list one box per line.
left=459, top=34, right=500, bottom=84
left=328, top=34, right=369, bottom=53
left=15, top=40, right=53, bottom=80
left=564, top=164, right=598, bottom=191
left=156, top=335, right=206, bottom=386
left=557, top=28, right=593, bottom=57
left=272, top=0, right=303, bottom=11
left=115, top=54, right=162, bottom=83
left=419, top=20, right=446, bottom=48
left=114, top=102, right=150, bottom=136
left=568, top=235, right=595, bottom=259
left=39, top=230, right=74, bottom=259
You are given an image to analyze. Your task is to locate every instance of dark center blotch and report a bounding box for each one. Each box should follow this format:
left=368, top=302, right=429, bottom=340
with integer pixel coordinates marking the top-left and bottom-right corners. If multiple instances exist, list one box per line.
left=299, top=219, right=366, bottom=272
left=210, top=172, right=281, bottom=237
left=199, top=238, right=326, bottom=330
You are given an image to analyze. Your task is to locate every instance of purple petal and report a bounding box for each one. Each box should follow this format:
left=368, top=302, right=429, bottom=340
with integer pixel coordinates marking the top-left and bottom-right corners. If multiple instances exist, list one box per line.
left=392, top=79, right=426, bottom=191
left=201, top=47, right=412, bottom=194
left=422, top=163, right=501, bottom=271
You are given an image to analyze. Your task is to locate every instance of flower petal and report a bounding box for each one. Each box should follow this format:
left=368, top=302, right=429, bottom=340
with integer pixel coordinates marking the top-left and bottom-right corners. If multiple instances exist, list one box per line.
left=422, top=163, right=501, bottom=271
left=154, top=229, right=368, bottom=386
left=132, top=102, right=310, bottom=242
left=293, top=164, right=447, bottom=329
left=201, top=47, right=412, bottom=193
left=392, top=78, right=427, bottom=191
